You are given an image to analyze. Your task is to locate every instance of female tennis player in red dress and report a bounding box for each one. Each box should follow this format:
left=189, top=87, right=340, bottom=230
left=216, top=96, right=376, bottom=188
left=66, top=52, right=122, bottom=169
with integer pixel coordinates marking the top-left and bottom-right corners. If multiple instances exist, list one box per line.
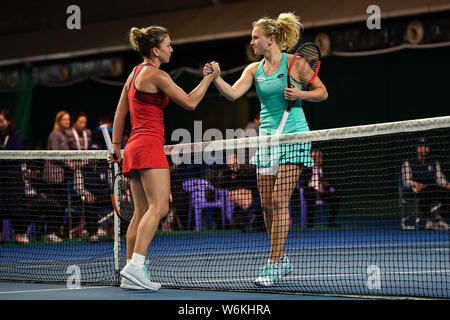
left=109, top=26, right=219, bottom=290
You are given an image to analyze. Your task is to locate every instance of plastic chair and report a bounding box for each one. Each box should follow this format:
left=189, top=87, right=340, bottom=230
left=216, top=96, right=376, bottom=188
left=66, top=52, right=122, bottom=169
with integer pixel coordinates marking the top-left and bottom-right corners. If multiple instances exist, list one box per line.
left=182, top=178, right=233, bottom=231
left=2, top=219, right=36, bottom=242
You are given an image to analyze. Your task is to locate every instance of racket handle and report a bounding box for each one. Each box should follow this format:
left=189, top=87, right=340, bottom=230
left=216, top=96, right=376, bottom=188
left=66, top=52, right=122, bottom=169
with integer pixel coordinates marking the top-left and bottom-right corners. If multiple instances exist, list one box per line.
left=276, top=110, right=290, bottom=135
left=100, top=124, right=118, bottom=160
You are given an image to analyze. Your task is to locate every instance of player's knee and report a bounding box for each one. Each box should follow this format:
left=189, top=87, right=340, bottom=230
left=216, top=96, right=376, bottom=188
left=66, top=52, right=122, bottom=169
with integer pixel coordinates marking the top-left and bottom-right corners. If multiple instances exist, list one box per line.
left=154, top=203, right=170, bottom=219
left=261, top=204, right=272, bottom=216
left=272, top=196, right=283, bottom=211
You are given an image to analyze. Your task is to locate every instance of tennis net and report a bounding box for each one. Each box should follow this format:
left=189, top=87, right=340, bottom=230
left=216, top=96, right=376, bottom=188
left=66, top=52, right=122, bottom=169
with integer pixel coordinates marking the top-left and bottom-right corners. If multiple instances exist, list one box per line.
left=0, top=116, right=449, bottom=298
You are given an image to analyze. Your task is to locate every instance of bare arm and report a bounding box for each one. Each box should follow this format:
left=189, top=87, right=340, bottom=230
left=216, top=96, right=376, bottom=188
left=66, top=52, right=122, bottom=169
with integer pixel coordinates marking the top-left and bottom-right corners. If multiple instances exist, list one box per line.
left=402, top=160, right=415, bottom=189
left=284, top=75, right=328, bottom=102
left=155, top=65, right=219, bottom=111
left=110, top=71, right=133, bottom=163
left=207, top=63, right=258, bottom=101
left=284, top=54, right=328, bottom=103
left=436, top=161, right=450, bottom=189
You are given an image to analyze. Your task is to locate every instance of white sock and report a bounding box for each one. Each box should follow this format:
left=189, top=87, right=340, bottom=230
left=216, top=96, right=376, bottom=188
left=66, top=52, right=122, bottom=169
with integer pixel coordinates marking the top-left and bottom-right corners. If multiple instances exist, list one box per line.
left=126, top=259, right=131, bottom=265
left=131, top=253, right=145, bottom=267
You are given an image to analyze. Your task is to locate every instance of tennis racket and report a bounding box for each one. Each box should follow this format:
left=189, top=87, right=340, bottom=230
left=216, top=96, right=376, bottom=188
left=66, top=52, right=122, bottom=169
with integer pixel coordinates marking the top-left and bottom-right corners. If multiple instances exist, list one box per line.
left=276, top=42, right=322, bottom=135
left=101, top=124, right=134, bottom=223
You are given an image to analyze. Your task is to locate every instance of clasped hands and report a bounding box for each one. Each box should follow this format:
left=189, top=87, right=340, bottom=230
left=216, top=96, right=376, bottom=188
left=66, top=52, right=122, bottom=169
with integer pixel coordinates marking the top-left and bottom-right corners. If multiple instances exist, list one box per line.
left=203, top=61, right=221, bottom=78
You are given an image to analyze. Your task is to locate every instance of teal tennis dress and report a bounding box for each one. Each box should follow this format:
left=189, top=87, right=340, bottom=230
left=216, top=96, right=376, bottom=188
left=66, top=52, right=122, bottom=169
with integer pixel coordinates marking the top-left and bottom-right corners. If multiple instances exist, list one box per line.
left=250, top=52, right=313, bottom=172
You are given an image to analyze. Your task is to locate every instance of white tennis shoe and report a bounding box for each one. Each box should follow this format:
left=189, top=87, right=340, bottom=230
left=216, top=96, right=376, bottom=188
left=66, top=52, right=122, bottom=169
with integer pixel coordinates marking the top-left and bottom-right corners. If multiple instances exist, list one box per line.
left=120, top=277, right=146, bottom=290
left=120, top=260, right=161, bottom=291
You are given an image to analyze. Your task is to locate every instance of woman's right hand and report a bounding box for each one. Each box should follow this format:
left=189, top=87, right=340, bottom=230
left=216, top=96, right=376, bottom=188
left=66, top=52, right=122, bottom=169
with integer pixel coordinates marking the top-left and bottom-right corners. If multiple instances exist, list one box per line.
left=203, top=62, right=221, bottom=78
left=107, top=145, right=122, bottom=165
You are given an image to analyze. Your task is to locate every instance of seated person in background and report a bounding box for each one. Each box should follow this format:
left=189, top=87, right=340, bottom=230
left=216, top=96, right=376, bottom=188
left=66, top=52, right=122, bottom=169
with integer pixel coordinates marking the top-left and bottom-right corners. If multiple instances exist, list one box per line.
left=22, top=160, right=63, bottom=243
left=159, top=193, right=182, bottom=232
left=0, top=109, right=27, bottom=244
left=73, top=159, right=112, bottom=241
left=242, top=111, right=260, bottom=138
left=303, top=150, right=340, bottom=228
left=402, top=137, right=450, bottom=230
left=221, top=152, right=263, bottom=231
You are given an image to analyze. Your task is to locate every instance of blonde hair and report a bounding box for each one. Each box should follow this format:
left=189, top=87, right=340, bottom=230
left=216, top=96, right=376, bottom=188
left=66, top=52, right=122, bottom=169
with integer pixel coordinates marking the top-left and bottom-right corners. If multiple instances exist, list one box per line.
left=252, top=12, right=303, bottom=52
left=129, top=26, right=169, bottom=58
left=54, top=110, right=70, bottom=131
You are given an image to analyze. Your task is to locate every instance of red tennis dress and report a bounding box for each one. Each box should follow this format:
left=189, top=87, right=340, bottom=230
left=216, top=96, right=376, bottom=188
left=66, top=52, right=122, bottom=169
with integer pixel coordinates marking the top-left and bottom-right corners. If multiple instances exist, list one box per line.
left=122, top=63, right=169, bottom=177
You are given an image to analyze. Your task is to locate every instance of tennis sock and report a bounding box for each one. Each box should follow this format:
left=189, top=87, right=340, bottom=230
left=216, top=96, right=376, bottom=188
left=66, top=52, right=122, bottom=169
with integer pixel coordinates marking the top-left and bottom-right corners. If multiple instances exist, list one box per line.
left=131, top=253, right=145, bottom=267
left=126, top=259, right=131, bottom=265
left=267, top=259, right=277, bottom=266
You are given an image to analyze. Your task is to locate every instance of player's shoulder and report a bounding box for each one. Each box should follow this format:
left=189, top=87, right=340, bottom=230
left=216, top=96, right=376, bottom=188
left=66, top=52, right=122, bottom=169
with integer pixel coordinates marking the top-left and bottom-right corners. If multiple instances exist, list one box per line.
left=138, top=67, right=170, bottom=85
left=286, top=53, right=295, bottom=64
left=244, top=62, right=261, bottom=76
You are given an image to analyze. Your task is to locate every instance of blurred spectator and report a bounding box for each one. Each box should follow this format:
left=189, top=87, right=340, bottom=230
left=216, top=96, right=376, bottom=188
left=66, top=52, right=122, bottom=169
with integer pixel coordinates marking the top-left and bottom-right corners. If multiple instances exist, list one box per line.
left=159, top=194, right=182, bottom=232
left=91, top=113, right=114, bottom=150
left=22, top=160, right=63, bottom=242
left=402, top=137, right=450, bottom=230
left=43, top=110, right=72, bottom=240
left=169, top=158, right=193, bottom=230
left=221, top=152, right=263, bottom=231
left=0, top=109, right=23, bottom=150
left=73, top=159, right=113, bottom=241
left=47, top=110, right=70, bottom=150
left=0, top=109, right=27, bottom=243
left=302, top=150, right=340, bottom=228
left=243, top=111, right=260, bottom=138
left=241, top=112, right=260, bottom=164
left=65, top=112, right=92, bottom=151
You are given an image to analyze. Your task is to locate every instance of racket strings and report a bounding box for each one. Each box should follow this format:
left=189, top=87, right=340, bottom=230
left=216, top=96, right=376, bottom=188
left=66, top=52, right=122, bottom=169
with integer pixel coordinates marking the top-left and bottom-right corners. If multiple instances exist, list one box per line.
left=291, top=47, right=320, bottom=86
left=116, top=174, right=134, bottom=222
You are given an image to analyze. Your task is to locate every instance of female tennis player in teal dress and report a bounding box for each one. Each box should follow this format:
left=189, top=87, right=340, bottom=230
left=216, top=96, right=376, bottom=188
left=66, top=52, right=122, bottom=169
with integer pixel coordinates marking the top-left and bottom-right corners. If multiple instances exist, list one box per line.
left=204, top=12, right=328, bottom=287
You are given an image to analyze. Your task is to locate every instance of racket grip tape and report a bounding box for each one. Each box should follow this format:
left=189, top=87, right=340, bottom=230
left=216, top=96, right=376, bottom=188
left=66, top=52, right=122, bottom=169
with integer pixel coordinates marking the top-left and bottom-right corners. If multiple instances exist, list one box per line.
left=100, top=124, right=120, bottom=160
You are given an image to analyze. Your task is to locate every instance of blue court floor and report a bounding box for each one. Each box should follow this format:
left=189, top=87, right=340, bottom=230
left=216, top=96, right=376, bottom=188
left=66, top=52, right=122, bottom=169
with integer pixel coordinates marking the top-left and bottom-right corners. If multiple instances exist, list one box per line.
left=0, top=282, right=368, bottom=300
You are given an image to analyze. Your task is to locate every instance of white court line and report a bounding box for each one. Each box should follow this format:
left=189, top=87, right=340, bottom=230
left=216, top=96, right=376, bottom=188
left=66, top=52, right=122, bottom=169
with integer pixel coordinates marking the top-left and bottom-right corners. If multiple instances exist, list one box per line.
left=176, top=269, right=450, bottom=285
left=0, top=286, right=112, bottom=295
left=153, top=248, right=450, bottom=263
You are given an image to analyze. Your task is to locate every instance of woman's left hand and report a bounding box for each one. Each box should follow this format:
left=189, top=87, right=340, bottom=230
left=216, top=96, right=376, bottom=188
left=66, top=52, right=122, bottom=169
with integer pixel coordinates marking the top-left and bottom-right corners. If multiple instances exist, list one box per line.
left=284, top=81, right=304, bottom=101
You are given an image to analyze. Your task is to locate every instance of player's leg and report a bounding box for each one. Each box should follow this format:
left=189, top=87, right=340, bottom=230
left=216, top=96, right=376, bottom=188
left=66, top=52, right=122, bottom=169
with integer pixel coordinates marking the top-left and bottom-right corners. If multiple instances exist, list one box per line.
left=254, top=172, right=277, bottom=287
left=120, top=170, right=150, bottom=290
left=270, top=164, right=301, bottom=263
left=254, top=164, right=301, bottom=287
left=120, top=168, right=170, bottom=290
left=133, top=168, right=170, bottom=254
left=257, top=173, right=276, bottom=236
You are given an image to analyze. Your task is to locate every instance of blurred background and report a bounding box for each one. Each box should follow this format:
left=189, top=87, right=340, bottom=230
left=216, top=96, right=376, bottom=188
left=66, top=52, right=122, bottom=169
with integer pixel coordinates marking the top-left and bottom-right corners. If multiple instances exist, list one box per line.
left=0, top=0, right=449, bottom=149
